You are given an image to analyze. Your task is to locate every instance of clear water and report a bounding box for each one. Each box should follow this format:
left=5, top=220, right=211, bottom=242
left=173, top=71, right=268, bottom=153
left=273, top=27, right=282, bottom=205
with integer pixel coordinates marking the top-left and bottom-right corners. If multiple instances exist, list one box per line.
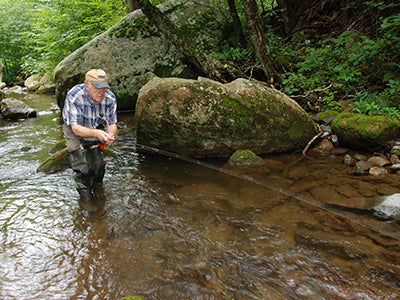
left=0, top=93, right=399, bottom=299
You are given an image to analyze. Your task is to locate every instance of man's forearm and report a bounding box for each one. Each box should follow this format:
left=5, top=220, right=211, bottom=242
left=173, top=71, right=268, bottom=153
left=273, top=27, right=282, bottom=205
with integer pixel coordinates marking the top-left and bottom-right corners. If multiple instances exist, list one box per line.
left=71, top=124, right=117, bottom=145
left=71, top=125, right=100, bottom=138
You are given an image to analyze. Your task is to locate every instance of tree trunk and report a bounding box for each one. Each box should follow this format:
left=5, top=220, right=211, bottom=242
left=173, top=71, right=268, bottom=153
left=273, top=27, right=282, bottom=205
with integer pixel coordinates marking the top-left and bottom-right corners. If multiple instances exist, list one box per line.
left=240, top=0, right=278, bottom=82
left=276, top=0, right=318, bottom=33
left=227, top=0, right=247, bottom=48
left=136, top=0, right=238, bottom=82
left=125, top=0, right=140, bottom=12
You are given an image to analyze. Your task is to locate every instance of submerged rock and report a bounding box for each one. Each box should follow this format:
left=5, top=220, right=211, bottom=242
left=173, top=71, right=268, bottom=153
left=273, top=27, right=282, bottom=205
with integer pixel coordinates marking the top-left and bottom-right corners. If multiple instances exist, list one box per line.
left=228, top=150, right=264, bottom=166
left=343, top=154, right=356, bottom=166
left=354, top=160, right=374, bottom=175
left=37, top=144, right=116, bottom=173
left=37, top=148, right=69, bottom=173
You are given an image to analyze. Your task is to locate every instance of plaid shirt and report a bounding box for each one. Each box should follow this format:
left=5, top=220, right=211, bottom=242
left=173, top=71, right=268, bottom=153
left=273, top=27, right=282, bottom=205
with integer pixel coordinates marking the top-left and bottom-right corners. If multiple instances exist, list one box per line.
left=62, top=83, right=117, bottom=128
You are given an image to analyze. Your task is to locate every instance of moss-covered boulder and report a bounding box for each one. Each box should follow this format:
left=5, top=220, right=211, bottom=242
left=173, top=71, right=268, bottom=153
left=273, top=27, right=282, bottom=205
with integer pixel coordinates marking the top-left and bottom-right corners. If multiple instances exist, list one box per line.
left=332, top=113, right=400, bottom=150
left=135, top=77, right=318, bottom=157
left=37, top=148, right=69, bottom=173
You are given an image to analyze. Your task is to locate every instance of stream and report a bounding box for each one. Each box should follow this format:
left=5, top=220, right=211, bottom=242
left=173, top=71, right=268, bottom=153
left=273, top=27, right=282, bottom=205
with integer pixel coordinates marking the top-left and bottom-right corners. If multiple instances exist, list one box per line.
left=0, top=93, right=399, bottom=299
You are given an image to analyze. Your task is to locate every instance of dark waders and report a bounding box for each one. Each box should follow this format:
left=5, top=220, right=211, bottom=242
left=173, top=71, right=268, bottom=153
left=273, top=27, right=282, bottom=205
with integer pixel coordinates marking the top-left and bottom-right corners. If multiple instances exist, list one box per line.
left=63, top=125, right=106, bottom=202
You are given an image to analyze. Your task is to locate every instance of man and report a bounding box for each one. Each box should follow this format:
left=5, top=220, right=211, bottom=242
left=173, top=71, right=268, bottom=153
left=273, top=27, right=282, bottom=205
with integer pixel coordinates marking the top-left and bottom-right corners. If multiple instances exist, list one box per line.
left=62, top=69, right=117, bottom=202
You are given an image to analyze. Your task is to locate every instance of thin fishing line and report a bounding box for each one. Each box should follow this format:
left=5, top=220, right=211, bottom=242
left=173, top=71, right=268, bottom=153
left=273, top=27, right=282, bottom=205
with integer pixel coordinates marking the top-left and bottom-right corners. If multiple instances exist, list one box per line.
left=135, top=143, right=400, bottom=241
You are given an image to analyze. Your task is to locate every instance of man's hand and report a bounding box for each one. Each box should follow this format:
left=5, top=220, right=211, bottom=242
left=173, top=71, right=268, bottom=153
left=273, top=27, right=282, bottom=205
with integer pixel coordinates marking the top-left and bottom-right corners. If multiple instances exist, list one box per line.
left=96, top=130, right=115, bottom=146
left=71, top=124, right=116, bottom=146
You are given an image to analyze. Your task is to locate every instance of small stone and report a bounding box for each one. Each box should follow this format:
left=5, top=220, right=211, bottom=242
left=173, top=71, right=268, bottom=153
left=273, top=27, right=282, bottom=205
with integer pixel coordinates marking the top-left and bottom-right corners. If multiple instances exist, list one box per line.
left=315, top=139, right=334, bottom=152
left=392, top=145, right=400, bottom=151
left=367, top=156, right=390, bottom=167
left=228, top=149, right=264, bottom=166
left=390, top=154, right=400, bottom=165
left=343, top=154, right=356, bottom=166
left=354, top=160, right=373, bottom=174
left=354, top=154, right=368, bottom=161
left=320, top=124, right=332, bottom=133
left=330, top=134, right=339, bottom=147
left=369, top=166, right=388, bottom=176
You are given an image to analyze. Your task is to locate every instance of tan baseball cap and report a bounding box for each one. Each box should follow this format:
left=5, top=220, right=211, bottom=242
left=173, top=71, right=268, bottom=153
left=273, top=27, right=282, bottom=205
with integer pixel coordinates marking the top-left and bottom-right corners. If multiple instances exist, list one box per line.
left=85, top=69, right=110, bottom=89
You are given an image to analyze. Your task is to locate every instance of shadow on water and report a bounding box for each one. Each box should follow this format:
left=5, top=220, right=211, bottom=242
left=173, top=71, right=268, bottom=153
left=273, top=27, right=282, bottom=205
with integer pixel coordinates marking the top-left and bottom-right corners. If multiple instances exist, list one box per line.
left=0, top=93, right=400, bottom=299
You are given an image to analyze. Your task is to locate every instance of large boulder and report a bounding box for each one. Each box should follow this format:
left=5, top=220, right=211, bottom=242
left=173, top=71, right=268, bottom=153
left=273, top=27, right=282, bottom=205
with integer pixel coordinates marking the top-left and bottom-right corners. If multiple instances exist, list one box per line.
left=1, top=98, right=36, bottom=120
left=135, top=77, right=319, bottom=157
left=332, top=113, right=400, bottom=150
left=54, top=0, right=230, bottom=111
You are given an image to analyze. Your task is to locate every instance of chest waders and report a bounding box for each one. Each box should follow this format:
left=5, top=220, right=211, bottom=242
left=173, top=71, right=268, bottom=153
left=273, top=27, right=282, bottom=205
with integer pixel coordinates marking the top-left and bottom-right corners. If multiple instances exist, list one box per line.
left=63, top=125, right=106, bottom=202
left=68, top=138, right=106, bottom=202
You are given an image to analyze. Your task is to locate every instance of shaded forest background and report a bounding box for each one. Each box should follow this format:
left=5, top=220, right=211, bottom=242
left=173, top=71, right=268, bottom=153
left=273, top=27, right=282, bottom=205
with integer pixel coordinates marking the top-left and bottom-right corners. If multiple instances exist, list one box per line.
left=1, top=0, right=399, bottom=116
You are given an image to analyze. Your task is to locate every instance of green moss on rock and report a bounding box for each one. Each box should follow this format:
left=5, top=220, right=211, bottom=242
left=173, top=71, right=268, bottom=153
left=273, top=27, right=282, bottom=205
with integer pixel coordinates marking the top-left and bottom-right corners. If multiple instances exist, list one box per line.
left=314, top=110, right=340, bottom=122
left=37, top=148, right=69, bottom=173
left=136, top=77, right=318, bottom=157
left=228, top=150, right=265, bottom=166
left=332, top=113, right=400, bottom=150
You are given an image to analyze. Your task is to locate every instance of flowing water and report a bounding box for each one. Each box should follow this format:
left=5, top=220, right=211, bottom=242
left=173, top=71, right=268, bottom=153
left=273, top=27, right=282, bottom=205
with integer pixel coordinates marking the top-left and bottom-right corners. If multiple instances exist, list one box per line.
left=0, top=93, right=400, bottom=299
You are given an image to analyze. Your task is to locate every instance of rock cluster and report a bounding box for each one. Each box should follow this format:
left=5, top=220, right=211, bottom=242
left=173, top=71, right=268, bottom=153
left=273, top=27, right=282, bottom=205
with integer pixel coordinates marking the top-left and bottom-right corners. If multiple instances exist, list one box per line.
left=313, top=112, right=400, bottom=177
left=24, top=74, right=55, bottom=94
left=342, top=142, right=400, bottom=176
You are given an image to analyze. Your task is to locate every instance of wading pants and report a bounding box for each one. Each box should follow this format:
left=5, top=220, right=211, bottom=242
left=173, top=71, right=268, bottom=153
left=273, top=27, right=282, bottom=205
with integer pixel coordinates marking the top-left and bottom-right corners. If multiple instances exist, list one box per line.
left=63, top=125, right=106, bottom=201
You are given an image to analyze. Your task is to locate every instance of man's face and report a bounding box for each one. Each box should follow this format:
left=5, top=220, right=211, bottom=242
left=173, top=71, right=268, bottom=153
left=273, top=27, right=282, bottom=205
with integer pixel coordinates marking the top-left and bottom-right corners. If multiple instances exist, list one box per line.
left=85, top=82, right=106, bottom=103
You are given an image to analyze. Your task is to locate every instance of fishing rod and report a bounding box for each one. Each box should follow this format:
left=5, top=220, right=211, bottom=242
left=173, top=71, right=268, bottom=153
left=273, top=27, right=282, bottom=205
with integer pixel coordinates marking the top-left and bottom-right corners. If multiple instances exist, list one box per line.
left=135, top=143, right=400, bottom=241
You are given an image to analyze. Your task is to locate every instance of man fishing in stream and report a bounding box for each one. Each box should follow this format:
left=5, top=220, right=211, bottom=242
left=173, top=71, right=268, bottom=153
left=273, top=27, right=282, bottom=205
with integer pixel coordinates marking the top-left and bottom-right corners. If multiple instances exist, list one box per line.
left=62, top=69, right=117, bottom=202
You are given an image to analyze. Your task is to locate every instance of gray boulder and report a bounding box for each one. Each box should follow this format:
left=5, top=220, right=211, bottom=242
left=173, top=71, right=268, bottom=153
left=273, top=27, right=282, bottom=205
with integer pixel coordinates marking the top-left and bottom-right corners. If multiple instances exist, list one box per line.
left=135, top=77, right=318, bottom=157
left=54, top=0, right=229, bottom=111
left=1, top=98, right=36, bottom=120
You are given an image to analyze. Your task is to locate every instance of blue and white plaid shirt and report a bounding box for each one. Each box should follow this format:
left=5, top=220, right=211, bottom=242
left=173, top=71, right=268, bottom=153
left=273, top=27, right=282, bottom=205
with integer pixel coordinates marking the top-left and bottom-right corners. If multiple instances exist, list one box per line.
left=62, top=83, right=117, bottom=128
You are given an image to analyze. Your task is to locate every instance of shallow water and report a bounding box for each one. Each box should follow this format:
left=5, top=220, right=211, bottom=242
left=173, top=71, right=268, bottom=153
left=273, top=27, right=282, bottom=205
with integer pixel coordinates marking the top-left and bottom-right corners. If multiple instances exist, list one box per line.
left=0, top=93, right=399, bottom=299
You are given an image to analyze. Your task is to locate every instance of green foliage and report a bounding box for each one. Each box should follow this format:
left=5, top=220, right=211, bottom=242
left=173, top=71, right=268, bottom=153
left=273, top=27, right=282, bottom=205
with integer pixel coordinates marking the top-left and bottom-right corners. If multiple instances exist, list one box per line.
left=282, top=7, right=400, bottom=116
left=0, top=0, right=36, bottom=84
left=352, top=91, right=400, bottom=117
left=210, top=43, right=253, bottom=61
left=27, top=0, right=126, bottom=72
left=0, top=0, right=127, bottom=83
